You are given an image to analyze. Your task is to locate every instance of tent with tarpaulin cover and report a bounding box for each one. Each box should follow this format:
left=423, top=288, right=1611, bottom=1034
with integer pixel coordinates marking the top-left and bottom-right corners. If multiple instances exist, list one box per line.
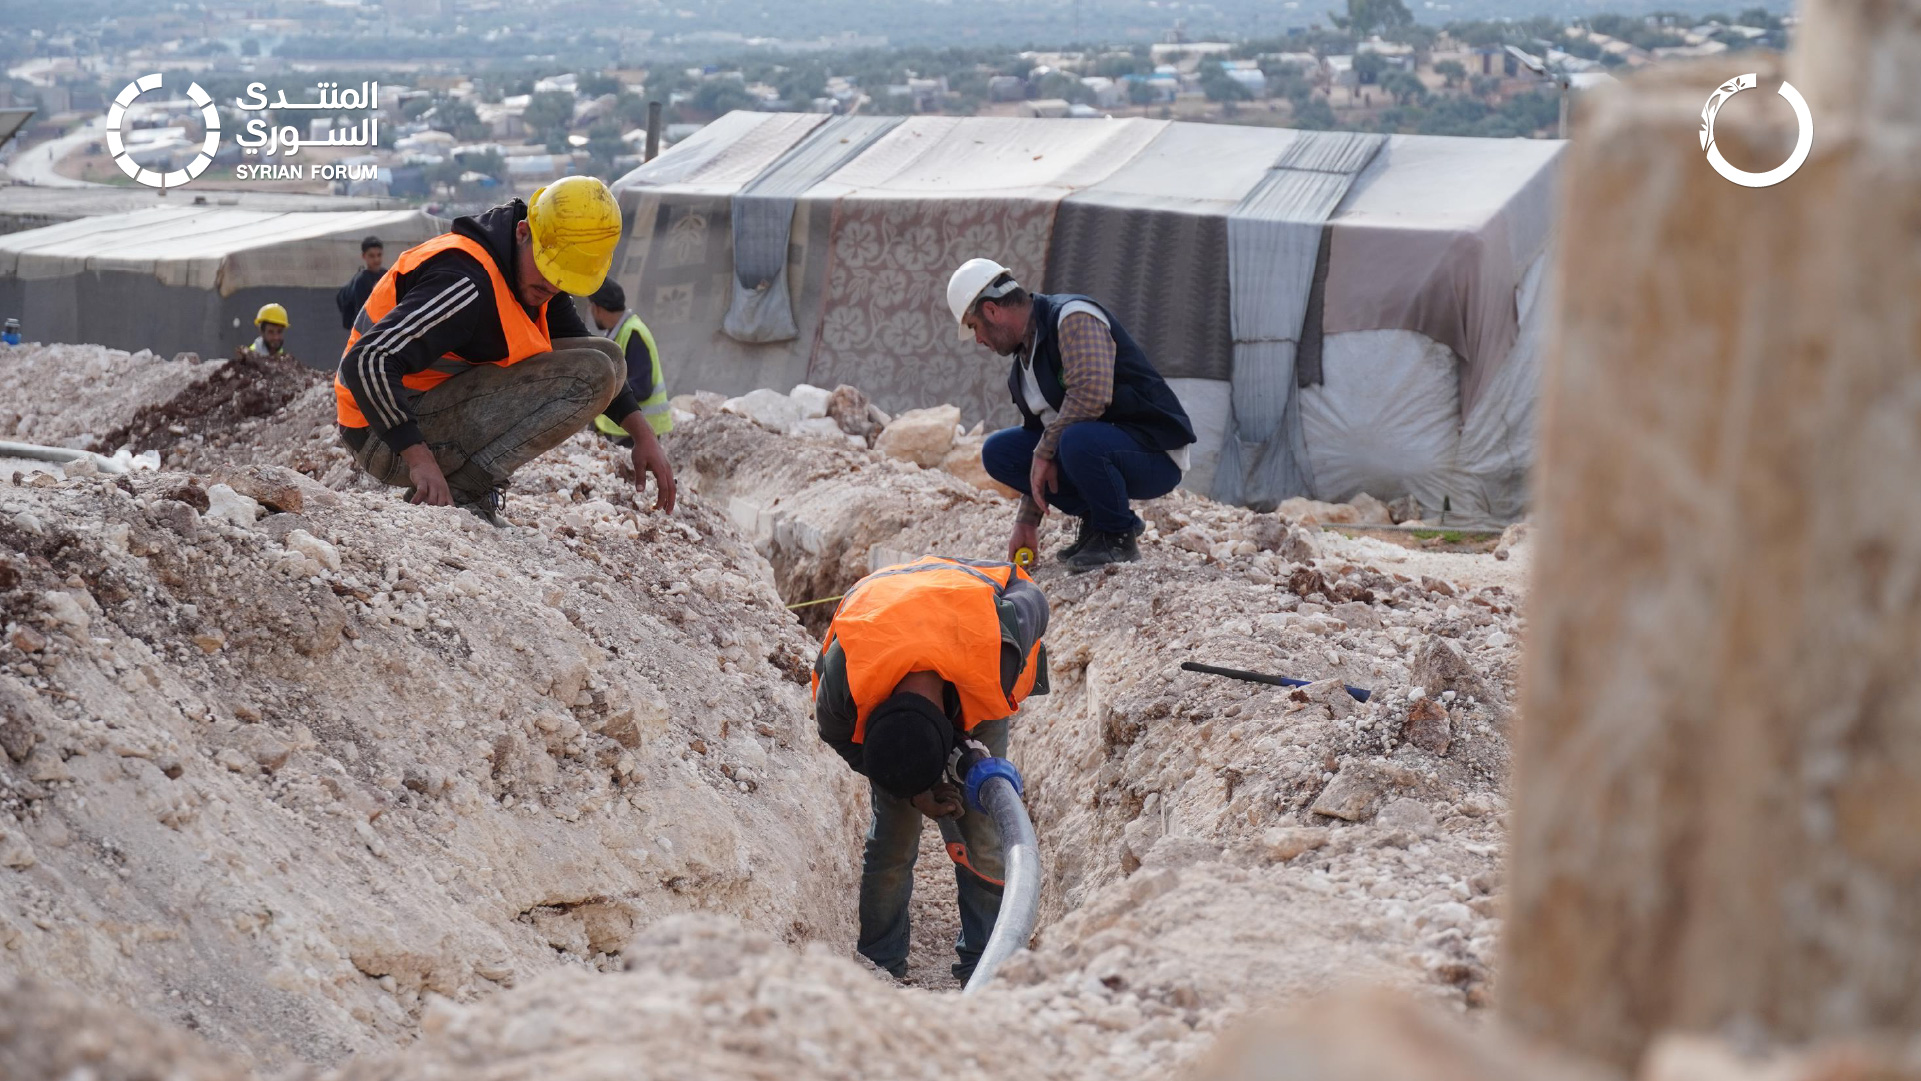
left=0, top=206, right=442, bottom=365
left=610, top=111, right=1561, bottom=522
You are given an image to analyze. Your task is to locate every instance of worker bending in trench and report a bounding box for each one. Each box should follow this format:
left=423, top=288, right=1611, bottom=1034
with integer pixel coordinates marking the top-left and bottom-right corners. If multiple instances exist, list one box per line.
left=950, top=258, right=1197, bottom=572
left=813, top=555, right=1051, bottom=982
left=333, top=176, right=675, bottom=526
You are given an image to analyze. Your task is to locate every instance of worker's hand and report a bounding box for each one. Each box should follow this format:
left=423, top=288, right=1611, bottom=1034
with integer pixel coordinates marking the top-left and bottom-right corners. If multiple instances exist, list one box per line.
left=624, top=413, right=678, bottom=514
left=400, top=443, right=453, bottom=506
left=1008, top=520, right=1039, bottom=564
left=911, top=782, right=964, bottom=821
left=1029, top=455, right=1058, bottom=514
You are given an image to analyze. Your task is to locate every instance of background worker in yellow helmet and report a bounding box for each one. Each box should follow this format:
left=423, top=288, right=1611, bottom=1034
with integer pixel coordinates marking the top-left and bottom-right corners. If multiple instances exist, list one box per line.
left=333, top=176, right=676, bottom=525
left=250, top=303, right=290, bottom=357
left=585, top=279, right=672, bottom=443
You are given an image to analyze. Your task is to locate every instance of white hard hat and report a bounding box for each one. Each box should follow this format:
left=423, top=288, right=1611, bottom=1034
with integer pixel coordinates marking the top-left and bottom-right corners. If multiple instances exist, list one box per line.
left=947, top=258, right=1018, bottom=341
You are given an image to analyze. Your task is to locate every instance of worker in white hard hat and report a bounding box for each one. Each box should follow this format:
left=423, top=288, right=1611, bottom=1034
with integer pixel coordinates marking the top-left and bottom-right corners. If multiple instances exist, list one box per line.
left=334, top=177, right=675, bottom=526
left=249, top=303, right=291, bottom=357
left=948, top=258, right=1196, bottom=571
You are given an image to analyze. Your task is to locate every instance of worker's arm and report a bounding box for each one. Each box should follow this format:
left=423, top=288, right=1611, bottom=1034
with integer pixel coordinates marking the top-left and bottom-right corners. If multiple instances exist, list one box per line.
left=552, top=300, right=643, bottom=422
left=812, top=641, right=865, bottom=775
left=618, top=407, right=676, bottom=514
left=337, top=263, right=487, bottom=455
left=1018, top=311, right=1116, bottom=519
left=1035, top=312, right=1116, bottom=461
left=609, top=323, right=656, bottom=424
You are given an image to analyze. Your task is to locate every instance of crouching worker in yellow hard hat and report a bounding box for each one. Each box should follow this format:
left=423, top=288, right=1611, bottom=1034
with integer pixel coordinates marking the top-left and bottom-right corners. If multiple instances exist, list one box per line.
left=334, top=176, right=676, bottom=526
left=250, top=303, right=290, bottom=357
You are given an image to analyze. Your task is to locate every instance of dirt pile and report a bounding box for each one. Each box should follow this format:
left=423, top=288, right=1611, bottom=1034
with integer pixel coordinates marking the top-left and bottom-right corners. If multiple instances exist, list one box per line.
left=3, top=352, right=1530, bottom=1080
left=0, top=343, right=224, bottom=451
left=1, top=424, right=862, bottom=1068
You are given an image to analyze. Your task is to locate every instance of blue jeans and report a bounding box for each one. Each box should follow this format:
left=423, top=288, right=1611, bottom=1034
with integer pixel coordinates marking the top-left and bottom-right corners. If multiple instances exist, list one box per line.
left=982, top=421, right=1183, bottom=534
left=858, top=718, right=1009, bottom=981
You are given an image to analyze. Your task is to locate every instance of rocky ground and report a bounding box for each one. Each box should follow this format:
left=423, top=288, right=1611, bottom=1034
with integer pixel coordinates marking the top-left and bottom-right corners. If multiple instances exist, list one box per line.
left=1, top=344, right=1532, bottom=1080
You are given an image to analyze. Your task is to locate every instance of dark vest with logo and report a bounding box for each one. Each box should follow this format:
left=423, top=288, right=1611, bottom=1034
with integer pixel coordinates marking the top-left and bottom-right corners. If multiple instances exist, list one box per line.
left=1009, top=293, right=1195, bottom=453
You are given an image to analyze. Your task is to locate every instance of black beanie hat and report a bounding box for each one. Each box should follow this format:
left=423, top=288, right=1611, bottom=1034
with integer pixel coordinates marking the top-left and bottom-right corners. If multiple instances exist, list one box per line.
left=864, top=693, right=953, bottom=799
left=590, top=279, right=626, bottom=312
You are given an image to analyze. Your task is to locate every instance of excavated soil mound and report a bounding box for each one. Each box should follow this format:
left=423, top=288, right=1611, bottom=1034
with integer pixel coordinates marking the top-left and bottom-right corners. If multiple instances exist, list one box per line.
left=0, top=343, right=224, bottom=451
left=2, top=356, right=1533, bottom=1080
left=102, top=351, right=327, bottom=466
left=1, top=433, right=862, bottom=1069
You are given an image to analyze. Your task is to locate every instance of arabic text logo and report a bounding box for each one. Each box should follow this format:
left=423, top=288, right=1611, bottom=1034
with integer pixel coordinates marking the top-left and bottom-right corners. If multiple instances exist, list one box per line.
left=1699, top=73, right=1813, bottom=188
left=106, top=73, right=220, bottom=190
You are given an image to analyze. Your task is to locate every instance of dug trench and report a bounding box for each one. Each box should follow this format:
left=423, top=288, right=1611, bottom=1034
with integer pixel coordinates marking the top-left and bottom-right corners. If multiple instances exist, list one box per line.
left=0, top=343, right=1529, bottom=1080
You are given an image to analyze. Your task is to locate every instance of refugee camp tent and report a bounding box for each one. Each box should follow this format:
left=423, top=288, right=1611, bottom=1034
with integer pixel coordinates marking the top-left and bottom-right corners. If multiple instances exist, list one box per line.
left=0, top=206, right=441, bottom=366
left=611, top=113, right=1562, bottom=521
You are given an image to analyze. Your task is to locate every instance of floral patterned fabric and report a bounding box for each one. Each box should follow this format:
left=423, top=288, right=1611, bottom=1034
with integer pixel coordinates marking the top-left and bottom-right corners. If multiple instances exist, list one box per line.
left=806, top=197, right=1058, bottom=427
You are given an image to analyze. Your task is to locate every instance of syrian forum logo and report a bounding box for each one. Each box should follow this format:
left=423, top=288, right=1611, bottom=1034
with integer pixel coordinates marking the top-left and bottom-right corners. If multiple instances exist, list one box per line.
left=1699, top=73, right=1814, bottom=188
left=104, top=74, right=382, bottom=189
left=107, top=73, right=219, bottom=189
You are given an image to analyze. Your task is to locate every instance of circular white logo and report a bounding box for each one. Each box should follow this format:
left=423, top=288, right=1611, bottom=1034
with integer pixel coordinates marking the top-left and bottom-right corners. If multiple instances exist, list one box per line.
left=1699, top=73, right=1813, bottom=188
left=106, top=73, right=220, bottom=189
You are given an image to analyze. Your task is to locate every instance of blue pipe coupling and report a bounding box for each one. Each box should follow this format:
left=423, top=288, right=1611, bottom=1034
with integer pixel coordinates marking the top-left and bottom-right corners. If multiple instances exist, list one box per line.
left=964, top=756, right=1024, bottom=814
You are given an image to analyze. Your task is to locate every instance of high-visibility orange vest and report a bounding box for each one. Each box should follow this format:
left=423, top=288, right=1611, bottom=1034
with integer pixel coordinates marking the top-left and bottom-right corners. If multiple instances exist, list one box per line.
left=815, top=556, right=1047, bottom=739
left=334, top=232, right=553, bottom=428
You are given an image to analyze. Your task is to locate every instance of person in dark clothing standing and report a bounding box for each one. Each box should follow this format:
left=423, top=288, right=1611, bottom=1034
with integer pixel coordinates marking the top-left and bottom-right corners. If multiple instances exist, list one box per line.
left=949, top=258, right=1197, bottom=572
left=335, top=236, right=386, bottom=330
left=334, top=178, right=675, bottom=525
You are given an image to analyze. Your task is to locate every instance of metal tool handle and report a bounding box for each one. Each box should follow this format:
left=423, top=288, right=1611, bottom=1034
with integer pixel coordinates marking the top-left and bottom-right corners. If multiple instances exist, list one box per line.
left=1180, top=660, right=1371, bottom=703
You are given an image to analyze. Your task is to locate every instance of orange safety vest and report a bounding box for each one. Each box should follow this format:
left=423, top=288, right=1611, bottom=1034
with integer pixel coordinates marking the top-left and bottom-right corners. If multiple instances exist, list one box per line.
left=814, top=556, right=1047, bottom=739
left=334, top=232, right=552, bottom=428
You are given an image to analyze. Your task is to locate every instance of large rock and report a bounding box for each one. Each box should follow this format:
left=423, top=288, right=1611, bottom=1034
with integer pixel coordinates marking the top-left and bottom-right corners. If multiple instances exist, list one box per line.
left=721, top=389, right=803, bottom=435
left=787, top=383, right=832, bottom=419
left=939, top=439, right=1019, bottom=499
left=1410, top=636, right=1498, bottom=708
left=1276, top=496, right=1392, bottom=528
left=825, top=385, right=880, bottom=444
left=221, top=463, right=339, bottom=515
left=874, top=405, right=961, bottom=468
left=1502, top=14, right=1921, bottom=1070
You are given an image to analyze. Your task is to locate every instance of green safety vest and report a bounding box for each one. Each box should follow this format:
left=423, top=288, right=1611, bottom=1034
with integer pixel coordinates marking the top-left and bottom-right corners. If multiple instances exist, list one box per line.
left=594, top=312, right=672, bottom=438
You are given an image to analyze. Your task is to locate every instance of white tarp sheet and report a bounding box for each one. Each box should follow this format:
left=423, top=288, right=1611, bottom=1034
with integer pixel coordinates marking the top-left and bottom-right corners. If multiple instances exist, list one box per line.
left=614, top=114, right=1564, bottom=520
left=0, top=206, right=439, bottom=294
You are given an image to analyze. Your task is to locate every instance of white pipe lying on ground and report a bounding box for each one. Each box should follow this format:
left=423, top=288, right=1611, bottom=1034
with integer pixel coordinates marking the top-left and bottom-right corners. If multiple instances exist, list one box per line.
left=962, top=774, right=1041, bottom=995
left=0, top=440, right=130, bottom=474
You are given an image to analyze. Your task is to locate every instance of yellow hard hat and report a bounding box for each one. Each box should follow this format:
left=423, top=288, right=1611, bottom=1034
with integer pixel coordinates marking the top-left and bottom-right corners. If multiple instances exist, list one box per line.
left=525, top=176, right=622, bottom=296
left=254, top=303, right=289, bottom=327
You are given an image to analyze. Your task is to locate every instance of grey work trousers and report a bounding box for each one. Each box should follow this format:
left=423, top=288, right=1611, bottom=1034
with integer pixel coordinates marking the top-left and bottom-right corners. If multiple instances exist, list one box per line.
left=858, top=717, right=1010, bottom=980
left=344, top=337, right=624, bottom=502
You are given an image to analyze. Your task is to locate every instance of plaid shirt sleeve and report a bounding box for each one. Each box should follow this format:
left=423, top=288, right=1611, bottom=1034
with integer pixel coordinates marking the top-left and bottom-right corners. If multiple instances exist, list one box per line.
left=1014, top=311, right=1118, bottom=526
left=1036, top=311, right=1116, bottom=460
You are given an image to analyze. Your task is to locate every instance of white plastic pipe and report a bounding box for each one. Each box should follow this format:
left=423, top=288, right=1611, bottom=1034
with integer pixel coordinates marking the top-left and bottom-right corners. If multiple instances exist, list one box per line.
left=962, top=775, right=1041, bottom=995
left=0, top=440, right=129, bottom=474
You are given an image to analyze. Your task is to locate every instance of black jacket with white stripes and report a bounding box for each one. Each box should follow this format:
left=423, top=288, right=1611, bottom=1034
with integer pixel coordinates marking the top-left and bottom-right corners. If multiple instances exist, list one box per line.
left=335, top=199, right=641, bottom=454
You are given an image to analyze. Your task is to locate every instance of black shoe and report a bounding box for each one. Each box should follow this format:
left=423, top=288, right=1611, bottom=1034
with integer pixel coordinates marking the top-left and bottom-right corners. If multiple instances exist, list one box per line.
left=457, top=487, right=507, bottom=528
left=1056, top=518, right=1143, bottom=562
left=1066, top=529, right=1140, bottom=573
left=1056, top=519, right=1094, bottom=561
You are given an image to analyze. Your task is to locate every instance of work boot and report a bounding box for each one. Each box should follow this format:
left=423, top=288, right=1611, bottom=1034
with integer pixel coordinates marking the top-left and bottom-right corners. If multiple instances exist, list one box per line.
left=1066, top=529, right=1140, bottom=573
left=1055, top=518, right=1093, bottom=561
left=1056, top=518, right=1142, bottom=562
left=457, top=487, right=507, bottom=528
